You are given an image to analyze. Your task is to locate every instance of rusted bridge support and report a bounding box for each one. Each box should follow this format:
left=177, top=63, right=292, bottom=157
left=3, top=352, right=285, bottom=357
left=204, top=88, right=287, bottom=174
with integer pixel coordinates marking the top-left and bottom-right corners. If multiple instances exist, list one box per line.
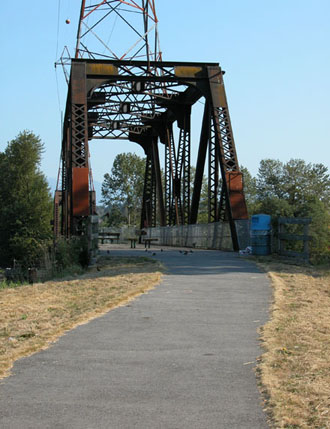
left=164, top=125, right=180, bottom=226
left=56, top=62, right=94, bottom=238
left=176, top=106, right=191, bottom=225
left=190, top=103, right=210, bottom=225
left=55, top=60, right=248, bottom=251
left=140, top=136, right=165, bottom=229
left=206, top=66, right=248, bottom=249
left=152, top=137, right=166, bottom=227
left=140, top=146, right=156, bottom=229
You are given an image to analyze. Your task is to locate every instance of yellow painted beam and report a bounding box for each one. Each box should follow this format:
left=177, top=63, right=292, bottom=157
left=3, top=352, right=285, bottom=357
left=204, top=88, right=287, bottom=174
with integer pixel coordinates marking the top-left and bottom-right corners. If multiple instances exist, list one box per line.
left=86, top=63, right=118, bottom=76
left=174, top=66, right=203, bottom=78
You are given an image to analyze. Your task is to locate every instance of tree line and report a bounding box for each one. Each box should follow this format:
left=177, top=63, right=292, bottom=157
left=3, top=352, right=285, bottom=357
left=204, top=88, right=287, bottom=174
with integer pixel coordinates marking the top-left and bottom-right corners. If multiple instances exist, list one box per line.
left=102, top=153, right=330, bottom=259
left=241, top=160, right=330, bottom=258
left=0, top=131, right=88, bottom=276
left=0, top=132, right=328, bottom=271
left=0, top=131, right=53, bottom=269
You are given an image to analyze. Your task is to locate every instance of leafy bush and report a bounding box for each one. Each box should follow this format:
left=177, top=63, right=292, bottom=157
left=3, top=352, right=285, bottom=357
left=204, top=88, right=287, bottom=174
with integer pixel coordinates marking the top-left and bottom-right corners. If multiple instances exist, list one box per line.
left=242, top=159, right=330, bottom=262
left=54, top=237, right=89, bottom=271
left=0, top=131, right=52, bottom=269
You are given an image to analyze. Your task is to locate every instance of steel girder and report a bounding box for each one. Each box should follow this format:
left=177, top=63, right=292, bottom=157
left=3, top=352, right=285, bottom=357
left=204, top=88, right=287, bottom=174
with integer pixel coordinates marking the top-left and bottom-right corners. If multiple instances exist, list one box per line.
left=140, top=146, right=156, bottom=228
left=164, top=125, right=180, bottom=225
left=56, top=59, right=248, bottom=250
left=176, top=107, right=191, bottom=225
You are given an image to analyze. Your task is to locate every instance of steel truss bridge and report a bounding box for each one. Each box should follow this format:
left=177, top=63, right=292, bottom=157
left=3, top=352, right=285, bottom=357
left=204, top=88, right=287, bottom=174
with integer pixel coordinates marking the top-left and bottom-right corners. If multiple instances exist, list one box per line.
left=54, top=59, right=248, bottom=251
left=54, top=0, right=248, bottom=252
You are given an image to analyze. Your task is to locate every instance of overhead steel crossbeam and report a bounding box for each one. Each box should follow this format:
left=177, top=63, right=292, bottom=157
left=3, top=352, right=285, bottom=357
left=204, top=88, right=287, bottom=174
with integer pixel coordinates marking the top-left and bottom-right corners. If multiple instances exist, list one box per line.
left=57, top=59, right=248, bottom=250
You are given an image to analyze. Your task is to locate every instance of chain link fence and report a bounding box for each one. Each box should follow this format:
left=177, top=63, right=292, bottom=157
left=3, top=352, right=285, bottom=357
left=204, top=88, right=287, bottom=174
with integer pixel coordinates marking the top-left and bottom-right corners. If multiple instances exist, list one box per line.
left=99, top=221, right=250, bottom=251
left=145, top=220, right=250, bottom=251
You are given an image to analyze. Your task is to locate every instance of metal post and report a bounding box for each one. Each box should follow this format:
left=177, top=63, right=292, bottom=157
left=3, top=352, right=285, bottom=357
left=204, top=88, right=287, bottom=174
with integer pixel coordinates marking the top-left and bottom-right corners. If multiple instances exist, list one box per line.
left=140, top=147, right=154, bottom=229
left=152, top=137, right=165, bottom=226
left=176, top=106, right=191, bottom=225
left=190, top=102, right=210, bottom=224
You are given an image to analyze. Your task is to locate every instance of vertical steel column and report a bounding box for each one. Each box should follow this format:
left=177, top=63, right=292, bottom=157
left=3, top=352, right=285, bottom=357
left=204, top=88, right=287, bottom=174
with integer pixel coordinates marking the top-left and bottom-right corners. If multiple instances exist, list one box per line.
left=176, top=107, right=191, bottom=225
left=217, top=103, right=236, bottom=221
left=152, top=137, right=165, bottom=226
left=61, top=124, right=70, bottom=237
left=62, top=62, right=90, bottom=237
left=165, top=134, right=171, bottom=224
left=90, top=191, right=97, bottom=215
left=151, top=153, right=157, bottom=227
left=54, top=191, right=62, bottom=238
left=207, top=66, right=247, bottom=250
left=140, top=145, right=156, bottom=228
left=208, top=111, right=220, bottom=223
left=216, top=105, right=248, bottom=222
left=190, top=103, right=210, bottom=224
left=71, top=63, right=89, bottom=169
left=165, top=125, right=179, bottom=225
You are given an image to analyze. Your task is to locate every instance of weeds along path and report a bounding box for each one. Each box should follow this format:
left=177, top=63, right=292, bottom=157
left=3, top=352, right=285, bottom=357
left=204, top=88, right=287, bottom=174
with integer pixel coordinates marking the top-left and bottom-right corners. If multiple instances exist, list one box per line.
left=0, top=247, right=270, bottom=429
left=257, top=261, right=330, bottom=429
left=0, top=256, right=163, bottom=379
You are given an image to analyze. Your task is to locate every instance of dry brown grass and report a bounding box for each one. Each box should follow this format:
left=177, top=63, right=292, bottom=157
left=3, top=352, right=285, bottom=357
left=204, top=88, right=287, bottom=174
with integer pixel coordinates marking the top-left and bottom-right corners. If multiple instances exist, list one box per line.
left=257, top=259, right=330, bottom=429
left=0, top=256, right=163, bottom=380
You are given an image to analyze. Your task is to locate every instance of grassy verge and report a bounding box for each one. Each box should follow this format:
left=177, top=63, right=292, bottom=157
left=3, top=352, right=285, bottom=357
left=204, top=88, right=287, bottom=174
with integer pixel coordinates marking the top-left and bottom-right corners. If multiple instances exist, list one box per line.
left=256, top=258, right=330, bottom=429
left=0, top=256, right=163, bottom=380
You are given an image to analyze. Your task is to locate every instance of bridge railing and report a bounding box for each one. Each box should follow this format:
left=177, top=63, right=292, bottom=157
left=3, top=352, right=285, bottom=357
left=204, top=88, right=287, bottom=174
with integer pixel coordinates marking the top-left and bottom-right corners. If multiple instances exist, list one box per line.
left=98, top=221, right=250, bottom=251
left=146, top=220, right=250, bottom=251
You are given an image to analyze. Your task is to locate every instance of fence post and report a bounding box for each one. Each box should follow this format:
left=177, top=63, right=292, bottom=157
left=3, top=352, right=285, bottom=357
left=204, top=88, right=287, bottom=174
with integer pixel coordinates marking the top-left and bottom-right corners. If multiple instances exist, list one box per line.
left=278, top=217, right=311, bottom=262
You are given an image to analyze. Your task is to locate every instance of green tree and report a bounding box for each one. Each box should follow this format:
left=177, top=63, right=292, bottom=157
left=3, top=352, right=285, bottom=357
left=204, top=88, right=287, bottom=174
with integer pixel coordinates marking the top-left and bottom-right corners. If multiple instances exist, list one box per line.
left=256, top=159, right=330, bottom=217
left=101, top=152, right=145, bottom=226
left=241, top=166, right=260, bottom=214
left=102, top=204, right=127, bottom=228
left=299, top=198, right=330, bottom=258
left=0, top=131, right=53, bottom=268
left=252, top=158, right=330, bottom=258
left=241, top=159, right=330, bottom=213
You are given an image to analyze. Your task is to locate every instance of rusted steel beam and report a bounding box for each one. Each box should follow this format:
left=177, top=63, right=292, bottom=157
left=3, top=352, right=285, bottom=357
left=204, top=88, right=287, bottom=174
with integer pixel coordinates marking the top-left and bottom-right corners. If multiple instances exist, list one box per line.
left=164, top=125, right=180, bottom=226
left=53, top=191, right=62, bottom=239
left=140, top=145, right=156, bottom=228
left=152, top=137, right=165, bottom=226
left=206, top=66, right=248, bottom=250
left=208, top=113, right=220, bottom=223
left=190, top=103, right=210, bottom=224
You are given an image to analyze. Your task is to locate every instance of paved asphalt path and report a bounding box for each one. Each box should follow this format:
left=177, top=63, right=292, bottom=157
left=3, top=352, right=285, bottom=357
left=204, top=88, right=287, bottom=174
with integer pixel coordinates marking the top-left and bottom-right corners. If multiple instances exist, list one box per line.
left=0, top=247, right=270, bottom=428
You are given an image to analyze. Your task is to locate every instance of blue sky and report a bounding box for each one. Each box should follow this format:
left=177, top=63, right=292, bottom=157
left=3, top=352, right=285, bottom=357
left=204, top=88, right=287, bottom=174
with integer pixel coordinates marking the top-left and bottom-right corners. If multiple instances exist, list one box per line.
left=1, top=0, right=329, bottom=196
